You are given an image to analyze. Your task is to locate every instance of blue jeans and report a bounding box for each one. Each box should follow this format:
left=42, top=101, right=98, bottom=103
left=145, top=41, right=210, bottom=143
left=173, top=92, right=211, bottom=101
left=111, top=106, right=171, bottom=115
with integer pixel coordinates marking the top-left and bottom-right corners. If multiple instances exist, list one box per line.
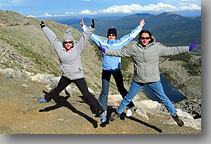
left=116, top=81, right=177, bottom=116
left=98, top=70, right=134, bottom=111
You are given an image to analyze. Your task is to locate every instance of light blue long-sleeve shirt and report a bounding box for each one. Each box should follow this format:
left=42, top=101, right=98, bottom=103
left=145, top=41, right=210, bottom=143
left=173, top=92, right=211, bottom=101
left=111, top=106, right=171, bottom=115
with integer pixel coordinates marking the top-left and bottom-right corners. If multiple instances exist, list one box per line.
left=82, top=25, right=142, bottom=71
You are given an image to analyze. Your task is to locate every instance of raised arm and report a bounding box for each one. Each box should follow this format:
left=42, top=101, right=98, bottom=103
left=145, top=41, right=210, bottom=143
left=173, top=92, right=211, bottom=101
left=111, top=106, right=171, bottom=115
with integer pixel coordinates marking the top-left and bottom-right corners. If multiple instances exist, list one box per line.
left=117, top=19, right=145, bottom=47
left=41, top=21, right=62, bottom=52
left=81, top=18, right=107, bottom=46
left=77, top=19, right=95, bottom=54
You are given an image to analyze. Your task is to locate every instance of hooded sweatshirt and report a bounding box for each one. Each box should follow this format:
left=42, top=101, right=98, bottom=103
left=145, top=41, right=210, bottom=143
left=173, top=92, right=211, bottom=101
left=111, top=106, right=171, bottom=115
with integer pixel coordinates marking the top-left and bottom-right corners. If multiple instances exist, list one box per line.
left=82, top=25, right=142, bottom=71
left=42, top=26, right=94, bottom=80
left=105, top=36, right=189, bottom=83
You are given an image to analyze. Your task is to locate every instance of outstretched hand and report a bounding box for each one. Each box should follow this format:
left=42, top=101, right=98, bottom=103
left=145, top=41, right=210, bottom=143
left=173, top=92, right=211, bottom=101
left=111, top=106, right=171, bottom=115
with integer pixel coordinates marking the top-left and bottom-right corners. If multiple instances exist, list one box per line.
left=98, top=46, right=105, bottom=53
left=40, top=21, right=45, bottom=28
left=80, top=18, right=84, bottom=27
left=139, top=19, right=145, bottom=28
left=189, top=40, right=198, bottom=51
left=91, top=19, right=95, bottom=29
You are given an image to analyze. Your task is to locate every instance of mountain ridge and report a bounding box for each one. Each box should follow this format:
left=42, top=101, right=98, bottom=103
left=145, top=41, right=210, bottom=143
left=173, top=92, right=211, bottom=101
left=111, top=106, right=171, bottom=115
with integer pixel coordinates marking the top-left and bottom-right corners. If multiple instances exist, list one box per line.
left=64, top=12, right=201, bottom=52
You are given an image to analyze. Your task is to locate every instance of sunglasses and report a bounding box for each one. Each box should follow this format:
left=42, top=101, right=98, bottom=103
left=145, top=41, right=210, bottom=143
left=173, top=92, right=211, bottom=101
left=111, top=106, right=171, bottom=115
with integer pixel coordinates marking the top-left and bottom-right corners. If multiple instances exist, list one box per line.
left=64, top=41, right=73, bottom=44
left=140, top=37, right=151, bottom=40
left=108, top=34, right=116, bottom=37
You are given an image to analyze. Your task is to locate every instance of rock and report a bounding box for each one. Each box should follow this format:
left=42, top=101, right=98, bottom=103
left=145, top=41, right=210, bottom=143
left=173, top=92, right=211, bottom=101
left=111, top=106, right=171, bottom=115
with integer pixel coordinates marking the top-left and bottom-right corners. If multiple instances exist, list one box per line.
left=49, top=77, right=61, bottom=89
left=88, top=88, right=94, bottom=94
left=135, top=100, right=163, bottom=119
left=137, top=100, right=162, bottom=110
left=176, top=109, right=194, bottom=120
left=30, top=73, right=55, bottom=83
left=47, top=76, right=72, bottom=96
left=135, top=107, right=149, bottom=120
left=5, top=71, right=13, bottom=79
left=166, top=117, right=201, bottom=130
left=183, top=118, right=201, bottom=131
left=108, top=94, right=122, bottom=107
left=22, top=84, right=30, bottom=87
left=177, top=99, right=201, bottom=119
left=164, top=108, right=201, bottom=130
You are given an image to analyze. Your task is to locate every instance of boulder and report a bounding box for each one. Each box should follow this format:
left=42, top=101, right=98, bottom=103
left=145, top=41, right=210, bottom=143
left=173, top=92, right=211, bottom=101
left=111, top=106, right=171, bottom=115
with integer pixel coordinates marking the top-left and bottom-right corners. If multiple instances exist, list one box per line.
left=30, top=73, right=55, bottom=83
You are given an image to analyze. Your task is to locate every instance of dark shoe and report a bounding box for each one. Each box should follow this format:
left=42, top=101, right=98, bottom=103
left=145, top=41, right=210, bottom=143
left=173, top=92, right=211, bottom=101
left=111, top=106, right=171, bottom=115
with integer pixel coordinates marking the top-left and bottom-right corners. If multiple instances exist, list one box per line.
left=100, top=120, right=109, bottom=127
left=109, top=111, right=120, bottom=121
left=44, top=94, right=53, bottom=102
left=172, top=114, right=184, bottom=127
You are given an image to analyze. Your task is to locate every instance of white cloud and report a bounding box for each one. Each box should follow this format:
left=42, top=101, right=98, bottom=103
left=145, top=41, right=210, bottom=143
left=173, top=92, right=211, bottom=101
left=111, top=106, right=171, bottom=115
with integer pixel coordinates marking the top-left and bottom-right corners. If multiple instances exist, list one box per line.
left=65, top=11, right=74, bottom=15
left=27, top=15, right=37, bottom=18
left=78, top=3, right=200, bottom=15
left=179, top=4, right=201, bottom=10
left=162, top=0, right=201, bottom=6
left=35, top=2, right=201, bottom=17
left=44, top=13, right=52, bottom=17
left=80, top=9, right=94, bottom=15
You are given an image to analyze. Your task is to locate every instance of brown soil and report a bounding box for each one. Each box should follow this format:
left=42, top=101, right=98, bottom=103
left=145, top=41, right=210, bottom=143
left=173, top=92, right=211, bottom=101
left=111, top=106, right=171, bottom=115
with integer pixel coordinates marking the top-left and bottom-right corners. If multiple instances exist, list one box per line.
left=0, top=73, right=200, bottom=134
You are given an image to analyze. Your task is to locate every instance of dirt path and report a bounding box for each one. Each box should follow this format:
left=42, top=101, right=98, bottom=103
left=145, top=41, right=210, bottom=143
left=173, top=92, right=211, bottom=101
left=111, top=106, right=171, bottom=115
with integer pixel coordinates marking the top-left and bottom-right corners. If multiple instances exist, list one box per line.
left=0, top=73, right=200, bottom=134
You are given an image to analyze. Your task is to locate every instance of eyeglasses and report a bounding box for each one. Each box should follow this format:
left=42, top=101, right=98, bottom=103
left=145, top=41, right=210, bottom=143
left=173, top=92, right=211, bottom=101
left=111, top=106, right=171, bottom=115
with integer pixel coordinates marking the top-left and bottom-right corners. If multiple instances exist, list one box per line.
left=64, top=41, right=73, bottom=44
left=140, top=37, right=151, bottom=40
left=108, top=34, right=116, bottom=37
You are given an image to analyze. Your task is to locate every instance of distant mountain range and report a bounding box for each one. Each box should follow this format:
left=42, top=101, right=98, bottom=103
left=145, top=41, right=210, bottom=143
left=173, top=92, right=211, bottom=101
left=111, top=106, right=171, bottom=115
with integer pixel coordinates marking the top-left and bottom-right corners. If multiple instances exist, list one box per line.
left=46, top=12, right=201, bottom=53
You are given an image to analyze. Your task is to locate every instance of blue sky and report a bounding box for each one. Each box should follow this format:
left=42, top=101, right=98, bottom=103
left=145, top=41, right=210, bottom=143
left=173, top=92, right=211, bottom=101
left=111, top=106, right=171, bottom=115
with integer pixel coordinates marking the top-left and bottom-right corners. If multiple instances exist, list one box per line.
left=0, top=0, right=201, bottom=17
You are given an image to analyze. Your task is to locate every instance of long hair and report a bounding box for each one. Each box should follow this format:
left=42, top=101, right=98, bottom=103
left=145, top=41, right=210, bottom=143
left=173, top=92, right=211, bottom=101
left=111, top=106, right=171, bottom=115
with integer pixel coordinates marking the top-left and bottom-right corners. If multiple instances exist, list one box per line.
left=138, top=30, right=154, bottom=43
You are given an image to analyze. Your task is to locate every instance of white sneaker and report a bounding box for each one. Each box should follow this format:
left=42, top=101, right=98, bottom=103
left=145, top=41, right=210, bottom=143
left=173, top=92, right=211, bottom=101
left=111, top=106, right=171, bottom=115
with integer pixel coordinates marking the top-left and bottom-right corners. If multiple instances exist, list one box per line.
left=100, top=111, right=107, bottom=123
left=126, top=108, right=132, bottom=117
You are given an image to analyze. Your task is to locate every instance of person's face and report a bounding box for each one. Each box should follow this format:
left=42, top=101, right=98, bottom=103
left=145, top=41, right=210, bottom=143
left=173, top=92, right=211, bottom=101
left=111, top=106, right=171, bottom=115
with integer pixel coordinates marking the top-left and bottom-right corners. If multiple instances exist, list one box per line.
left=139, top=33, right=151, bottom=46
left=64, top=39, right=73, bottom=49
left=108, top=34, right=116, bottom=40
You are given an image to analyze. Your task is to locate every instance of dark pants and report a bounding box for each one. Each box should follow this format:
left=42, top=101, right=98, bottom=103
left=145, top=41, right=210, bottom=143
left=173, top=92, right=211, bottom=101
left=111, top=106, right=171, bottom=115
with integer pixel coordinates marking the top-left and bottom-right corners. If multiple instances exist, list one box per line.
left=98, top=69, right=135, bottom=111
left=45, top=76, right=104, bottom=115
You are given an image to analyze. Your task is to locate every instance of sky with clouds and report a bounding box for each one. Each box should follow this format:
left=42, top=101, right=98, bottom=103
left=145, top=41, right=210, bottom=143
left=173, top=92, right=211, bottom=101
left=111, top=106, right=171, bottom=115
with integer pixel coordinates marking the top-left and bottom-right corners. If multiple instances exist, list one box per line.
left=0, top=0, right=201, bottom=17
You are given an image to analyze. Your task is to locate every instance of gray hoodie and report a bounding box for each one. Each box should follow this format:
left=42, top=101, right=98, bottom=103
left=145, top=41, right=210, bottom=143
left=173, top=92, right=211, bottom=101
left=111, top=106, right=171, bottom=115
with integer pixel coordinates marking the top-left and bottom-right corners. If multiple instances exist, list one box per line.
left=42, top=26, right=94, bottom=80
left=105, top=36, right=189, bottom=83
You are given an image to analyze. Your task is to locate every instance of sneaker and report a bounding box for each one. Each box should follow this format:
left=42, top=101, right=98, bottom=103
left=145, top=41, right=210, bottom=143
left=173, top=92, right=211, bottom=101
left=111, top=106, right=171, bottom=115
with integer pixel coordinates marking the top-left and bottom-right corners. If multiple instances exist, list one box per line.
left=172, top=114, right=184, bottom=127
left=37, top=98, right=48, bottom=103
left=100, top=111, right=107, bottom=123
left=126, top=108, right=132, bottom=117
left=109, top=111, right=120, bottom=121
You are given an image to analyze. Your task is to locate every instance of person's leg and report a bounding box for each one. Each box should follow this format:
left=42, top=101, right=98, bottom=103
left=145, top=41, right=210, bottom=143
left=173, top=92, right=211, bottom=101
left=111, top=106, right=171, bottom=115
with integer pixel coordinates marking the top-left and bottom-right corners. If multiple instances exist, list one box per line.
left=147, top=81, right=184, bottom=126
left=73, top=78, right=104, bottom=115
left=109, top=81, right=143, bottom=121
left=112, top=70, right=135, bottom=109
left=40, top=76, right=70, bottom=102
left=116, top=81, right=144, bottom=114
left=147, top=81, right=177, bottom=116
left=98, top=70, right=111, bottom=111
